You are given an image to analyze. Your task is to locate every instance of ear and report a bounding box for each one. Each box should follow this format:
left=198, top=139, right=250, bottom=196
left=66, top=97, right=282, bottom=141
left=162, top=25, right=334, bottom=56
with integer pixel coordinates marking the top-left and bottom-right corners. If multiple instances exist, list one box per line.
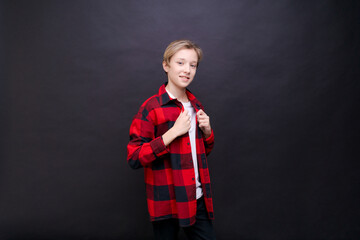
left=162, top=61, right=169, bottom=73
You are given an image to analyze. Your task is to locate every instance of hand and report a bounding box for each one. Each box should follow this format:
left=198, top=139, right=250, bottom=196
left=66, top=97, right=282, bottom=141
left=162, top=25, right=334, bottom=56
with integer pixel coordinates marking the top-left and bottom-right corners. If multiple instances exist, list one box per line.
left=197, top=109, right=212, bottom=138
left=172, top=109, right=191, bottom=137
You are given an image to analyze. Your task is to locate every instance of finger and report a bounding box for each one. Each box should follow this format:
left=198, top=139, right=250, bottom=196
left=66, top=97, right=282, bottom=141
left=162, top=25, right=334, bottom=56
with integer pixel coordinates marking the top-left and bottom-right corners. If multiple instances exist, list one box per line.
left=199, top=122, right=208, bottom=127
left=198, top=116, right=209, bottom=122
left=197, top=114, right=207, bottom=120
left=197, top=109, right=204, bottom=116
left=180, top=109, right=187, bottom=118
left=199, top=119, right=209, bottom=125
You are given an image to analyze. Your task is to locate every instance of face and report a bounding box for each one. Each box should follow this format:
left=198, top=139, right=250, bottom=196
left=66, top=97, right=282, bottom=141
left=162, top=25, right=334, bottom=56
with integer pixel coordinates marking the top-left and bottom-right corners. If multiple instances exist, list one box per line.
left=163, top=48, right=198, bottom=90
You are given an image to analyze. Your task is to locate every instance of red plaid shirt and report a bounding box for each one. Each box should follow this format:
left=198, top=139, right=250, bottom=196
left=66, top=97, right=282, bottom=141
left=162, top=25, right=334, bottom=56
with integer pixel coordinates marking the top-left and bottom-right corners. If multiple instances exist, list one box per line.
left=127, top=83, right=215, bottom=226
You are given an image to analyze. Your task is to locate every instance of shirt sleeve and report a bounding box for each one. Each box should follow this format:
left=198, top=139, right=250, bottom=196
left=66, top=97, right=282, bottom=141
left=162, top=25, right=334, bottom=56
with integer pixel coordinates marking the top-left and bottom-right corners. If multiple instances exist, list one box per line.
left=127, top=106, right=169, bottom=169
left=204, top=129, right=214, bottom=156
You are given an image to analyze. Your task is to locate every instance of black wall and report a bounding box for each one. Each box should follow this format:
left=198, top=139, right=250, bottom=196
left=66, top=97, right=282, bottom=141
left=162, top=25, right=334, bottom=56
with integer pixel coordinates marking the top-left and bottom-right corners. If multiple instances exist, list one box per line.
left=1, top=1, right=359, bottom=239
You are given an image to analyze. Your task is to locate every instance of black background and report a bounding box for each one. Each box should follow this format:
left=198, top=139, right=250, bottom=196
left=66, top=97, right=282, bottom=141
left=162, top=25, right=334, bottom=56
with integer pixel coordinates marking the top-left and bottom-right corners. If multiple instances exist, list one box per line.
left=1, top=0, right=360, bottom=239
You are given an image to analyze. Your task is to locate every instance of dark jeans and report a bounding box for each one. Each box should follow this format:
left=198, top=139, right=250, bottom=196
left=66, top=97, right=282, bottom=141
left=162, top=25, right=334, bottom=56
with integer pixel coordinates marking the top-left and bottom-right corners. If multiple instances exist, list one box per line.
left=152, top=197, right=216, bottom=240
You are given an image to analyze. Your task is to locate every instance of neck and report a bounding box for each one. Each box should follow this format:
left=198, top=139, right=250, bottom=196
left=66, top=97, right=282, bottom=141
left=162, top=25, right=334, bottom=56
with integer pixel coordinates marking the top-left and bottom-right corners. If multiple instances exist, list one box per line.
left=166, top=83, right=188, bottom=102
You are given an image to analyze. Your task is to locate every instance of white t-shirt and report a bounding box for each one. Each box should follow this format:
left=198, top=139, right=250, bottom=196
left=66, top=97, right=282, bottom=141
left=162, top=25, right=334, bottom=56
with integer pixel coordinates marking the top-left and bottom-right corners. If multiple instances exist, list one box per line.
left=167, top=90, right=203, bottom=199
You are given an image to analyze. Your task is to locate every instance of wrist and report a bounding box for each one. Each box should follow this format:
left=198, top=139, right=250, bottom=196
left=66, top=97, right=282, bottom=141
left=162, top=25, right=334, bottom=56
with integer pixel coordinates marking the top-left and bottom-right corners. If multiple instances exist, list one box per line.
left=163, top=128, right=177, bottom=146
left=203, top=128, right=212, bottom=139
left=168, top=127, right=178, bottom=139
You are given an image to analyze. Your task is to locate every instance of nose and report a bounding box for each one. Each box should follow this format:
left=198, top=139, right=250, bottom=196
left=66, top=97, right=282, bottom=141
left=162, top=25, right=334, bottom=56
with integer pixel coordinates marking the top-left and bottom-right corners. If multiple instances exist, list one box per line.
left=183, top=63, right=190, bottom=73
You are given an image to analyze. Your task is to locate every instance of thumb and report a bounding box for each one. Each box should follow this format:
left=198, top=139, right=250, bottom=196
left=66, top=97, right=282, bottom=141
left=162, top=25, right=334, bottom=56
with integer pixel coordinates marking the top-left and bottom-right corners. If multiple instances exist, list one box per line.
left=197, top=109, right=204, bottom=116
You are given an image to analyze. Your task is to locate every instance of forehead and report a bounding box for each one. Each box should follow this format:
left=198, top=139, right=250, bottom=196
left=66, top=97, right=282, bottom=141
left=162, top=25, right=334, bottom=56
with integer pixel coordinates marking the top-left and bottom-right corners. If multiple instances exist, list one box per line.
left=172, top=48, right=198, bottom=62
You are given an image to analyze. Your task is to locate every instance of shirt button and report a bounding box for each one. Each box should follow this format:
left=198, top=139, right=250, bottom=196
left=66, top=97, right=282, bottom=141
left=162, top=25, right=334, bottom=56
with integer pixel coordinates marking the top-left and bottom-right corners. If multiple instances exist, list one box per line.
left=192, top=178, right=195, bottom=181
left=187, top=142, right=190, bottom=145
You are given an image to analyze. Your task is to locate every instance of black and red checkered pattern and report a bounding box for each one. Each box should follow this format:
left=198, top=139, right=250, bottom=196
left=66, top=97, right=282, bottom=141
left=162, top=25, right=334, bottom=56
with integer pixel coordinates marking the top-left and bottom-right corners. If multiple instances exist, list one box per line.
left=127, top=83, right=215, bottom=227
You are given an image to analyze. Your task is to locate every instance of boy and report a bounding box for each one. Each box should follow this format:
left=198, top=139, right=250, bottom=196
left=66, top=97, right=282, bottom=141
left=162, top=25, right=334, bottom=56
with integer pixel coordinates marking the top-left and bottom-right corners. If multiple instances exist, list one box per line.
left=127, top=40, right=216, bottom=240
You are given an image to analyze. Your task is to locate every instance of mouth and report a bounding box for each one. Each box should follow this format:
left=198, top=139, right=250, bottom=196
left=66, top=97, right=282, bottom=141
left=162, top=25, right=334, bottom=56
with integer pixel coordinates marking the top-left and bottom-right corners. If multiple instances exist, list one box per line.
left=179, top=76, right=190, bottom=81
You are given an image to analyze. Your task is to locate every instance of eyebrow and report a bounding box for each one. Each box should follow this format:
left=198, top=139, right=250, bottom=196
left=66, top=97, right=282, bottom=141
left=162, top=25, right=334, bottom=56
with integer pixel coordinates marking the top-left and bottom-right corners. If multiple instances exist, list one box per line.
left=175, top=58, right=198, bottom=63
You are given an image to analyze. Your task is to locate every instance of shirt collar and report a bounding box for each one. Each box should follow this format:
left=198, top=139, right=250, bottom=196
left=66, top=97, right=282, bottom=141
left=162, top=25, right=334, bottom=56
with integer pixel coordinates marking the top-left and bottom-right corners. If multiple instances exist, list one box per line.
left=158, top=83, right=202, bottom=110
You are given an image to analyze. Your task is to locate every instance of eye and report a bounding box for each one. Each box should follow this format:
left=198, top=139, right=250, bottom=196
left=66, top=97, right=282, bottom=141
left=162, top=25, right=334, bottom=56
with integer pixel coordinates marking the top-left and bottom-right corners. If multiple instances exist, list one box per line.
left=191, top=64, right=197, bottom=68
left=177, top=61, right=183, bottom=65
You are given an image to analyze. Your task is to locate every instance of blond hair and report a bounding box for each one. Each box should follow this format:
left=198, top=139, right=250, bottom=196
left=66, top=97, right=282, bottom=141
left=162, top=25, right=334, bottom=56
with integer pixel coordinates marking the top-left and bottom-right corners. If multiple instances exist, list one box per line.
left=163, top=40, right=203, bottom=67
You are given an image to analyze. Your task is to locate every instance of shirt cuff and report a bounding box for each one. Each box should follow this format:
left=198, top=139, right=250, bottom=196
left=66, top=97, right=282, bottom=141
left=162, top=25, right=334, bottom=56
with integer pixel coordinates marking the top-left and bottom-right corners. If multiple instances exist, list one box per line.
left=205, top=129, right=214, bottom=143
left=150, top=136, right=169, bottom=157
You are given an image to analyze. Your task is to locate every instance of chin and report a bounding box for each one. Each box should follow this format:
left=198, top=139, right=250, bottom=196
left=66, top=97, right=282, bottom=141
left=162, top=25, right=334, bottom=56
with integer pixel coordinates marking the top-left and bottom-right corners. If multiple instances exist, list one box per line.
left=170, top=79, right=193, bottom=89
left=180, top=80, right=193, bottom=86
left=180, top=82, right=191, bottom=88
